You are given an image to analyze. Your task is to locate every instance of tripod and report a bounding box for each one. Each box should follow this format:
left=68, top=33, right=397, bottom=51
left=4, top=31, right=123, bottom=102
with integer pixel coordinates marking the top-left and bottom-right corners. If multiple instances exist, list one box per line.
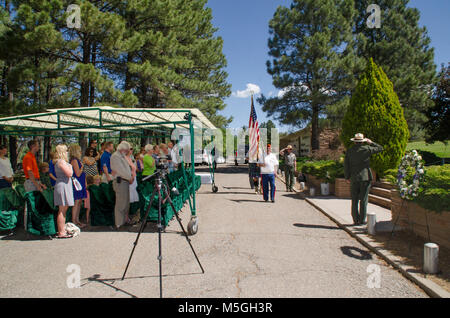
left=121, top=169, right=205, bottom=298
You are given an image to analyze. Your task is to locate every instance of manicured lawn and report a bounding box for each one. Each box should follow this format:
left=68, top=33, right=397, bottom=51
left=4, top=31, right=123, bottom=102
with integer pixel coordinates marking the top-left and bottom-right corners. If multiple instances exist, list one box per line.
left=406, top=140, right=450, bottom=158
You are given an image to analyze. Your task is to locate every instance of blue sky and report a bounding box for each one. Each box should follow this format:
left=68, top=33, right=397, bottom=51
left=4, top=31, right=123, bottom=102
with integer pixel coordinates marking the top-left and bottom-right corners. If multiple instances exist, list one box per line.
left=207, top=0, right=450, bottom=133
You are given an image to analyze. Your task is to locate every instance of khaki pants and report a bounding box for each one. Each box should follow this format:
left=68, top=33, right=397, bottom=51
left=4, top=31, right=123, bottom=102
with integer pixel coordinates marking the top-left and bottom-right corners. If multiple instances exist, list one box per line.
left=284, top=165, right=295, bottom=191
left=113, top=179, right=130, bottom=228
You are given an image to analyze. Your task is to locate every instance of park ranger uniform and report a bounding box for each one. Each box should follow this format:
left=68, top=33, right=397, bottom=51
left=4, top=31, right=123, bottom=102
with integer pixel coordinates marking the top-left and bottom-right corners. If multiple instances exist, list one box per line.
left=344, top=134, right=383, bottom=225
left=282, top=148, right=296, bottom=192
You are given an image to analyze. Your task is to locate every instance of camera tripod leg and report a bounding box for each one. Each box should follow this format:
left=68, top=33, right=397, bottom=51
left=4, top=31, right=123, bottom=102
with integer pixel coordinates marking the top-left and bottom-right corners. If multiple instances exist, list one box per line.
left=157, top=180, right=163, bottom=298
left=162, top=181, right=205, bottom=274
left=122, top=184, right=158, bottom=281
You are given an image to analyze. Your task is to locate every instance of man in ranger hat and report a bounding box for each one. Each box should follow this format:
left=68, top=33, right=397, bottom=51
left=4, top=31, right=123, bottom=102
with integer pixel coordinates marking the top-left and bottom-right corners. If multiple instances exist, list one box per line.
left=280, top=145, right=296, bottom=192
left=344, top=133, right=383, bottom=225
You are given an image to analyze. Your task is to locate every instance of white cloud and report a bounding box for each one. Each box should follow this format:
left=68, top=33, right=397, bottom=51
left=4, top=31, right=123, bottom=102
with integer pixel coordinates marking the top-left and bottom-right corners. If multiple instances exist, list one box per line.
left=232, top=83, right=261, bottom=98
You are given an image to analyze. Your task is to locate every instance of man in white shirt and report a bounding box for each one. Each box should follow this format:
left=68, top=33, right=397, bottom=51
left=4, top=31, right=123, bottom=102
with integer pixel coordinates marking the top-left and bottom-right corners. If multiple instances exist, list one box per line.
left=0, top=145, right=14, bottom=189
left=257, top=144, right=279, bottom=203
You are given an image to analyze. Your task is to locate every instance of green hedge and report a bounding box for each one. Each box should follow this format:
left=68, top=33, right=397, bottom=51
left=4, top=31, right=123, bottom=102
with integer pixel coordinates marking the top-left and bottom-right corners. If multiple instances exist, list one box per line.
left=385, top=165, right=450, bottom=213
left=415, top=165, right=450, bottom=213
left=301, top=160, right=344, bottom=183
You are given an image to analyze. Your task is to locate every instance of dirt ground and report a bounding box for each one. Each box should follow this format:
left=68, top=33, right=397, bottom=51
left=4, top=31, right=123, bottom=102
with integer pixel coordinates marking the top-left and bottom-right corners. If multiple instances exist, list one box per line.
left=366, top=230, right=449, bottom=293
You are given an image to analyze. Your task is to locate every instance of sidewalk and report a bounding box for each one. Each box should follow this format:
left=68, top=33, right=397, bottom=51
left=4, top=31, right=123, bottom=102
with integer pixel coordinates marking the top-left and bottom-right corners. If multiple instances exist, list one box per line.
left=277, top=175, right=450, bottom=298
left=305, top=196, right=394, bottom=232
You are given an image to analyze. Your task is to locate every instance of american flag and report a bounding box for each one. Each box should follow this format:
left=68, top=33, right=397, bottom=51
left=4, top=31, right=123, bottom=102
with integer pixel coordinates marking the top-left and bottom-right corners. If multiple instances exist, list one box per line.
left=248, top=95, right=260, bottom=162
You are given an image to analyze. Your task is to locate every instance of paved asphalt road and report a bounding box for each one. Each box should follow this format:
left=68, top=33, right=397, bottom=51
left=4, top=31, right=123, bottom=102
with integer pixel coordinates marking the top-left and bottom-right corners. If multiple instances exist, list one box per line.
left=0, top=164, right=427, bottom=298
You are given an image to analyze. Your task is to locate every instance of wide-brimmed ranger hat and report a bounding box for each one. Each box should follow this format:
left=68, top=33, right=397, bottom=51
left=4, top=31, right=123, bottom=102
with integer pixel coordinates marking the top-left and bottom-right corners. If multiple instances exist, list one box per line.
left=351, top=133, right=368, bottom=143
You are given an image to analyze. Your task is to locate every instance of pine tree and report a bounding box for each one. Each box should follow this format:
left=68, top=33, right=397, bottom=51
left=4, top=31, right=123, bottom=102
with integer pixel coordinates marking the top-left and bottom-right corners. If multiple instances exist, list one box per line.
left=258, top=0, right=358, bottom=150
left=341, top=58, right=409, bottom=175
left=117, top=0, right=231, bottom=127
left=423, top=63, right=449, bottom=144
left=353, top=0, right=437, bottom=139
left=0, top=0, right=231, bottom=129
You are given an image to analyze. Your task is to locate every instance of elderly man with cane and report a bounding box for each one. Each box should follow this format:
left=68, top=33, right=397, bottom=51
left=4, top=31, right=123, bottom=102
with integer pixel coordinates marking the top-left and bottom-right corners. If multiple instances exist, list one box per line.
left=344, top=133, right=383, bottom=225
left=111, top=141, right=133, bottom=230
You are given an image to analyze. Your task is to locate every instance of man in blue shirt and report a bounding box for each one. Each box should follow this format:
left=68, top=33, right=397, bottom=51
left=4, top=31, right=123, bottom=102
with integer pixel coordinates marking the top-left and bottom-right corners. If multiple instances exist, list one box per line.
left=101, top=141, right=114, bottom=183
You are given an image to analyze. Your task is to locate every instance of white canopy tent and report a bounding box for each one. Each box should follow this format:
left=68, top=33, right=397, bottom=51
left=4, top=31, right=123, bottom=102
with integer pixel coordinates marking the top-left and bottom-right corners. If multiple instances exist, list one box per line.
left=0, top=106, right=216, bottom=133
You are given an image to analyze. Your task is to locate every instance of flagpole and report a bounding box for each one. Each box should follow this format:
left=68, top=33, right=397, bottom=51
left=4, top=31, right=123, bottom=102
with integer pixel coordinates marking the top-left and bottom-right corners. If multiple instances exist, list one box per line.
left=249, top=93, right=259, bottom=161
left=252, top=94, right=260, bottom=161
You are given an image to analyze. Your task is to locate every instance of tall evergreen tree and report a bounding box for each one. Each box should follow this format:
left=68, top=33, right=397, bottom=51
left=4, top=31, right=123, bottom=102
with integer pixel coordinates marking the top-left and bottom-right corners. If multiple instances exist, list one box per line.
left=423, top=63, right=449, bottom=144
left=353, top=0, right=437, bottom=139
left=258, top=0, right=358, bottom=150
left=115, top=0, right=231, bottom=127
left=341, top=59, right=409, bottom=174
left=0, top=0, right=231, bottom=129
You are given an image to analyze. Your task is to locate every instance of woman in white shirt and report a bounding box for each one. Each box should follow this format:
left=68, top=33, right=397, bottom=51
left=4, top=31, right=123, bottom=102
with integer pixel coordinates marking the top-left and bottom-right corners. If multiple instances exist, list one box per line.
left=0, top=145, right=14, bottom=189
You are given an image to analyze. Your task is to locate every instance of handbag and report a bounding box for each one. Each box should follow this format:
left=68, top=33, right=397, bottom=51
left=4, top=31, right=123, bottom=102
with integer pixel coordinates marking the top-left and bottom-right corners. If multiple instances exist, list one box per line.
left=72, top=177, right=83, bottom=191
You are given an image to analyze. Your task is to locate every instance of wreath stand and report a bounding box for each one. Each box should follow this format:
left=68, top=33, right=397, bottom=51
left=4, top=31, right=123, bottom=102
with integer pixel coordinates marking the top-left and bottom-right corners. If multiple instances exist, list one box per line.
left=388, top=150, right=431, bottom=255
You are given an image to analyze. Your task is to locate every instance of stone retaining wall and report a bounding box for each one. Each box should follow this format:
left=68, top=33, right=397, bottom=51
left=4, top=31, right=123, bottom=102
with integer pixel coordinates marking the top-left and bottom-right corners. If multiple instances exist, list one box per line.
left=391, top=190, right=450, bottom=249
left=305, top=174, right=335, bottom=195
left=335, top=178, right=351, bottom=198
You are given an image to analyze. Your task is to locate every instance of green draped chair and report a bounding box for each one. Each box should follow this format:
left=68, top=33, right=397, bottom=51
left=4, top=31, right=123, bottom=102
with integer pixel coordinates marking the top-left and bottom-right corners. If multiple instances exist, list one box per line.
left=0, top=188, right=24, bottom=231
left=23, top=189, right=57, bottom=236
left=88, top=184, right=114, bottom=226
left=136, top=166, right=199, bottom=227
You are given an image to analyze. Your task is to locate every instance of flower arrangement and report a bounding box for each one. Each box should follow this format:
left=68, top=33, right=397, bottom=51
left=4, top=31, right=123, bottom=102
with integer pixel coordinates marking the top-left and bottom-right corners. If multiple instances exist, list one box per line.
left=397, top=150, right=425, bottom=200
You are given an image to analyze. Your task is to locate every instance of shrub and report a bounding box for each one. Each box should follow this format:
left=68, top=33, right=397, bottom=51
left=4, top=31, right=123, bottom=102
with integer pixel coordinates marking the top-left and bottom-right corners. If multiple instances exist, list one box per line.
left=301, top=160, right=344, bottom=183
left=382, top=168, right=397, bottom=185
left=415, top=165, right=450, bottom=213
left=341, top=58, right=409, bottom=175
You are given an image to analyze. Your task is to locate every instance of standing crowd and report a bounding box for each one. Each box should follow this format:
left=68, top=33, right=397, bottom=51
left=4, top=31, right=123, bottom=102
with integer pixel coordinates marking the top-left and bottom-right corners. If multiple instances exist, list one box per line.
left=0, top=139, right=180, bottom=238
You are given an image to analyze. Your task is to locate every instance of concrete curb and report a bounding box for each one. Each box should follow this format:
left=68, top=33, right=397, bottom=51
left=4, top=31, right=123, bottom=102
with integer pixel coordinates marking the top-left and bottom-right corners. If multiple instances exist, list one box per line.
left=276, top=175, right=450, bottom=298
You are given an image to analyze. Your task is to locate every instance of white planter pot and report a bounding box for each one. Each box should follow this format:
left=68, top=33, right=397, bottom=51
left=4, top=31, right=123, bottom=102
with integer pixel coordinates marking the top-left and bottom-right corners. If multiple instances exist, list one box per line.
left=321, top=183, right=330, bottom=196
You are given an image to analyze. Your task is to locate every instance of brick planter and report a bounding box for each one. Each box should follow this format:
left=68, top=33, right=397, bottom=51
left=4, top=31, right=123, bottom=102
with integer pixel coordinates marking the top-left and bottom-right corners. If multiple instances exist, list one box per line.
left=305, top=174, right=335, bottom=195
left=335, top=178, right=351, bottom=198
left=391, top=190, right=450, bottom=249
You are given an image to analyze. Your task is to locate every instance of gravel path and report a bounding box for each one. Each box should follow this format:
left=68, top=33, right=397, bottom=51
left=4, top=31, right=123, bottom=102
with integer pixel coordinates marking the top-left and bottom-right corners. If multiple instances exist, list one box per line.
left=0, top=164, right=427, bottom=298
